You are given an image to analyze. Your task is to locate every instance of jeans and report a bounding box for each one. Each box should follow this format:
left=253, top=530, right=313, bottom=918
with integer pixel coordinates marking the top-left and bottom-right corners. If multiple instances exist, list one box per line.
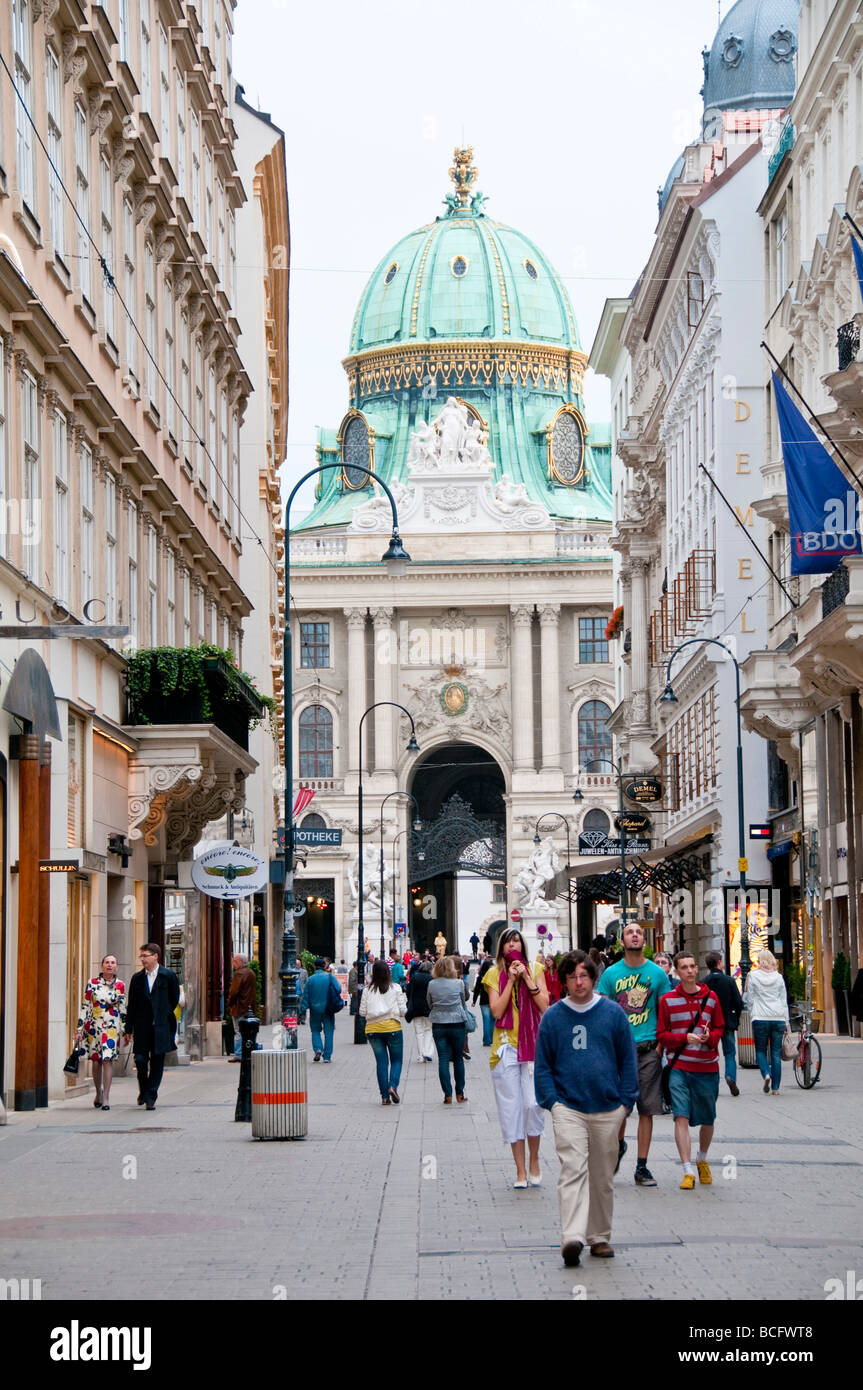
left=753, top=1019, right=785, bottom=1091
left=480, top=1003, right=494, bottom=1046
left=367, top=1030, right=404, bottom=1097
left=432, top=1022, right=466, bottom=1098
left=721, top=1029, right=737, bottom=1084
left=309, top=1010, right=335, bottom=1061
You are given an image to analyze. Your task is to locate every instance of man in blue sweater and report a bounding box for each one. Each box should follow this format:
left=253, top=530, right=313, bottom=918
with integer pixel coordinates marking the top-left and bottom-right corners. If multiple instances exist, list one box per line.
left=535, top=951, right=639, bottom=1267
left=299, top=958, right=342, bottom=1062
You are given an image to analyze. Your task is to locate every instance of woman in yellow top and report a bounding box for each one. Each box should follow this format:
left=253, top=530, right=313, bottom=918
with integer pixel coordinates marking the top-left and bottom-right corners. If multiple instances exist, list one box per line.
left=359, top=959, right=407, bottom=1104
left=486, top=928, right=549, bottom=1187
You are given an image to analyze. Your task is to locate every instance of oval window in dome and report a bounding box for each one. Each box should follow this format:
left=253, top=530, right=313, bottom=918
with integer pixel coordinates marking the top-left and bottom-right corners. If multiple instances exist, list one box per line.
left=342, top=414, right=370, bottom=490
left=384, top=261, right=399, bottom=286
left=549, top=408, right=586, bottom=486
left=451, top=255, right=468, bottom=278
left=524, top=258, right=539, bottom=281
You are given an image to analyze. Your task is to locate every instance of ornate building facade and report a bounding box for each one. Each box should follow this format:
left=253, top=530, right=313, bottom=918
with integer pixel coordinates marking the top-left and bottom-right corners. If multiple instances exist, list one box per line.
left=286, top=151, right=616, bottom=970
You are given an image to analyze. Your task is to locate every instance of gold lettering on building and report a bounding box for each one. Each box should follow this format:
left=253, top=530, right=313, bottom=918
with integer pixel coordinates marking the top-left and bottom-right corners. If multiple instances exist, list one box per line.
left=738, top=558, right=753, bottom=579
left=741, top=612, right=756, bottom=633
left=735, top=401, right=751, bottom=422
left=734, top=504, right=754, bottom=527
left=736, top=453, right=751, bottom=474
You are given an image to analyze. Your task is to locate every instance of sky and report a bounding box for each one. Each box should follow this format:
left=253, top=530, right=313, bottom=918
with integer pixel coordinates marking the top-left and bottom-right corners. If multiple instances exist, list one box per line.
left=233, top=0, right=725, bottom=510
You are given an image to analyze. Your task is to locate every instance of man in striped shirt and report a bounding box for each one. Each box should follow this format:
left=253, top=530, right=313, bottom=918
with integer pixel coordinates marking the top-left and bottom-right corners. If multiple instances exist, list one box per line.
left=657, top=953, right=725, bottom=1190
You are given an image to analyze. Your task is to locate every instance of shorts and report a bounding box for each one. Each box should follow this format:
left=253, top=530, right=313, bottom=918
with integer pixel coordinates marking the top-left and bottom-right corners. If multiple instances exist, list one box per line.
left=635, top=1048, right=663, bottom=1117
left=668, top=1069, right=719, bottom=1127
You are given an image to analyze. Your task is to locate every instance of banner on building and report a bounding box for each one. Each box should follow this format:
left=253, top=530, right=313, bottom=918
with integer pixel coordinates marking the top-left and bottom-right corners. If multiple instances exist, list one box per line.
left=772, top=372, right=863, bottom=574
left=851, top=236, right=863, bottom=305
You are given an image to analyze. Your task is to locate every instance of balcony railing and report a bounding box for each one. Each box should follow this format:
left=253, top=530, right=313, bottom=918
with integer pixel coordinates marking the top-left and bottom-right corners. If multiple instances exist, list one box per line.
left=768, top=118, right=794, bottom=183
left=822, top=563, right=850, bottom=619
left=837, top=321, right=861, bottom=371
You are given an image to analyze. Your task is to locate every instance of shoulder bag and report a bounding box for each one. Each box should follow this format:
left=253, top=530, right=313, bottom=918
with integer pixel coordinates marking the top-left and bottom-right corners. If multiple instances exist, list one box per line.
left=660, top=996, right=706, bottom=1106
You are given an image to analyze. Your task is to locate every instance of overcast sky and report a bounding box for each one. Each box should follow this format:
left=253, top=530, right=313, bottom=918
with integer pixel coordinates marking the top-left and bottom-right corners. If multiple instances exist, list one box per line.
left=234, top=0, right=724, bottom=508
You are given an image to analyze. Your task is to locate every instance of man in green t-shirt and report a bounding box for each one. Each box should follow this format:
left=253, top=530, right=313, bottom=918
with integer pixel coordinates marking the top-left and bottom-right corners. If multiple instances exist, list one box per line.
left=597, top=924, right=671, bottom=1187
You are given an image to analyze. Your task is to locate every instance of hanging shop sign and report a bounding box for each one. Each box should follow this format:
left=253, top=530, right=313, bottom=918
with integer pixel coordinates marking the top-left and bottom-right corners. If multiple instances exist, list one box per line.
left=615, top=812, right=652, bottom=835
left=192, top=845, right=269, bottom=900
left=623, top=777, right=663, bottom=804
left=578, top=834, right=652, bottom=857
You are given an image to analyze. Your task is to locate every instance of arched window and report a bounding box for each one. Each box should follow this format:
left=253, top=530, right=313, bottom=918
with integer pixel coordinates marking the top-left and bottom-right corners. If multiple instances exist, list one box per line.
left=298, top=706, right=333, bottom=778
left=582, top=808, right=610, bottom=836
left=301, top=812, right=326, bottom=830
left=578, top=701, right=612, bottom=772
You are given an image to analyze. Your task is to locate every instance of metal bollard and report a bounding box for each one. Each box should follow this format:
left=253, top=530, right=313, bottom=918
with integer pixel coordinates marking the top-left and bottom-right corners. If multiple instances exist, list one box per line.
left=234, top=1011, right=260, bottom=1121
left=353, top=987, right=367, bottom=1045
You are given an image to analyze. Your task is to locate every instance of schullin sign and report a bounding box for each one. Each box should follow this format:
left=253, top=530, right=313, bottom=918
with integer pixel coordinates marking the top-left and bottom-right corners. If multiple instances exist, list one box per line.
left=191, top=845, right=269, bottom=900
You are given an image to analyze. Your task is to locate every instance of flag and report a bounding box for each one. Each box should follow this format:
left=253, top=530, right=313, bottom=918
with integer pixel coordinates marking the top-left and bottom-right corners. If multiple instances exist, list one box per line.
left=852, top=235, right=863, bottom=305
left=292, top=785, right=315, bottom=816
left=772, top=372, right=863, bottom=574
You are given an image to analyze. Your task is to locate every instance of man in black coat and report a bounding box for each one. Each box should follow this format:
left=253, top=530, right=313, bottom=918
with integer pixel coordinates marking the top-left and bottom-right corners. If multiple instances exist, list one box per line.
left=123, top=943, right=181, bottom=1110
left=703, top=951, right=744, bottom=1098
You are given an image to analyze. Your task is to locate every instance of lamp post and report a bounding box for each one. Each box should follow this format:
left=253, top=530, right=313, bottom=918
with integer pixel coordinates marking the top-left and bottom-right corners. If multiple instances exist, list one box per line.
left=534, top=813, right=573, bottom=950
left=379, top=791, right=422, bottom=958
left=282, top=462, right=410, bottom=1047
left=573, top=756, right=630, bottom=935
left=661, top=638, right=750, bottom=982
left=355, top=702, right=420, bottom=1041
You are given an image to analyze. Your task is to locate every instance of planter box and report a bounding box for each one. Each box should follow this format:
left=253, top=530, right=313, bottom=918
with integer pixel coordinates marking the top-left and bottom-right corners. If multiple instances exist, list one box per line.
left=126, top=651, right=265, bottom=752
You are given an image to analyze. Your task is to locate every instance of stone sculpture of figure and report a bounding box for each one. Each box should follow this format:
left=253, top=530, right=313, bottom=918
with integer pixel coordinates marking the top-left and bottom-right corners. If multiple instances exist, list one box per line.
left=515, top=837, right=561, bottom=908
left=360, top=480, right=413, bottom=514
left=407, top=418, right=439, bottom=470
left=348, top=845, right=394, bottom=911
left=437, top=397, right=469, bottom=469
left=462, top=419, right=492, bottom=469
left=491, top=476, right=530, bottom=512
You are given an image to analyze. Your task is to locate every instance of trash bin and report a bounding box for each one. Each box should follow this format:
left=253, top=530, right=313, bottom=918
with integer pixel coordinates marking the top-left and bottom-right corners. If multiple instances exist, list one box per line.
left=737, top=1009, right=757, bottom=1068
left=250, top=1049, right=308, bottom=1139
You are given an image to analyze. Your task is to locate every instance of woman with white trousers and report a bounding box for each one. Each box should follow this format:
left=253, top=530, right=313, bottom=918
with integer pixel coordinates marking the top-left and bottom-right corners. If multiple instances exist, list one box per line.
left=485, top=927, right=549, bottom=1187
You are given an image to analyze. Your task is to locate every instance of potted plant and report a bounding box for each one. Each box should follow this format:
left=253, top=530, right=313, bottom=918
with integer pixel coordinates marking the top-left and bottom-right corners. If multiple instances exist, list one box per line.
left=125, top=643, right=272, bottom=751
left=831, top=951, right=852, bottom=1035
left=605, top=606, right=624, bottom=640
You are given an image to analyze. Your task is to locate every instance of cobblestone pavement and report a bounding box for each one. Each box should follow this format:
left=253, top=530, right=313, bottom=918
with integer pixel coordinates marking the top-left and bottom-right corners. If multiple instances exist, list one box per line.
left=1, top=1015, right=862, bottom=1302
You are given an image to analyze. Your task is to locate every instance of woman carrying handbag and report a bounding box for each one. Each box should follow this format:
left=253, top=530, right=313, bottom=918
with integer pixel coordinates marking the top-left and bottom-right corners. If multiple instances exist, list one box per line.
left=75, top=955, right=127, bottom=1110
left=359, top=960, right=407, bottom=1104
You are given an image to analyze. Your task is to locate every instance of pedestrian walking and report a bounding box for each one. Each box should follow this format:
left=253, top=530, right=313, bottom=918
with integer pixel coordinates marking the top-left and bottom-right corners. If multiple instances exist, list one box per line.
left=299, top=957, right=343, bottom=1063
left=743, top=948, right=790, bottom=1095
left=535, top=951, right=638, bottom=1266
left=123, top=943, right=181, bottom=1111
left=472, top=951, right=496, bottom=1046
left=391, top=956, right=406, bottom=991
left=427, top=956, right=468, bottom=1104
left=405, top=957, right=435, bottom=1061
left=348, top=960, right=360, bottom=1015
left=653, top=952, right=679, bottom=988
left=540, top=952, right=563, bottom=1004
left=227, top=954, right=257, bottom=1062
left=297, top=961, right=309, bottom=1025
left=359, top=960, right=407, bottom=1104
left=456, top=955, right=472, bottom=1061
left=657, top=952, right=725, bottom=1189
left=76, top=955, right=127, bottom=1111
left=469, top=931, right=480, bottom=959
left=485, top=927, right=549, bottom=1187
left=596, top=923, right=671, bottom=1186
left=703, top=951, right=744, bottom=1096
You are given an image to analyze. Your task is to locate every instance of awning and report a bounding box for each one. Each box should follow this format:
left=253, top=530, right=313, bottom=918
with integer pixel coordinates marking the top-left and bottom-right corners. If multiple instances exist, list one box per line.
left=766, top=840, right=793, bottom=860
left=552, top=836, right=713, bottom=904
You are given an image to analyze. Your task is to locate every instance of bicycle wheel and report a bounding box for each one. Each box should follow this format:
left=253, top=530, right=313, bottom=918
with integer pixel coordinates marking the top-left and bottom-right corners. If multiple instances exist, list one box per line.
left=794, top=1036, right=822, bottom=1089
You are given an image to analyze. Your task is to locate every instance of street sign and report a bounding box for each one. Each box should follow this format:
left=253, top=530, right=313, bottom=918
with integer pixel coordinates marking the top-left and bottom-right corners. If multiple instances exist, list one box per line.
left=294, top=828, right=342, bottom=847
left=579, top=834, right=652, bottom=857
left=749, top=824, right=772, bottom=840
left=738, top=857, right=749, bottom=873
left=615, top=812, right=651, bottom=834
left=192, top=845, right=269, bottom=900
left=624, top=777, right=663, bottom=804
left=510, top=909, right=521, bottom=921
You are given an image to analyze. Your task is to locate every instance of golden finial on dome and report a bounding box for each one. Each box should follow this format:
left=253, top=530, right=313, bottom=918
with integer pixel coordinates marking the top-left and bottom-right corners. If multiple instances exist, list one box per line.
left=448, top=147, right=478, bottom=208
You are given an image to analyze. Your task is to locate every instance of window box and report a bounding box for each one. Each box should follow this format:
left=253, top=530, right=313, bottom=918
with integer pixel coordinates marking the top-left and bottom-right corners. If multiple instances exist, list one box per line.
left=125, top=643, right=270, bottom=752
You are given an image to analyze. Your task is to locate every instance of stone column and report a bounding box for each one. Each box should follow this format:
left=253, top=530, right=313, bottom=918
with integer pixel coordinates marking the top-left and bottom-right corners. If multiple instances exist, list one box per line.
left=344, top=608, right=367, bottom=777
left=371, top=606, right=396, bottom=776
left=510, top=604, right=535, bottom=771
left=538, top=603, right=561, bottom=772
left=629, top=556, right=651, bottom=733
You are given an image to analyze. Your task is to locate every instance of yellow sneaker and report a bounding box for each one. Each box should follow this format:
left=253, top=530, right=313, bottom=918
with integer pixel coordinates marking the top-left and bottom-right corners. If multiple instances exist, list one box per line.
left=680, top=1173, right=695, bottom=1190
left=696, top=1160, right=712, bottom=1185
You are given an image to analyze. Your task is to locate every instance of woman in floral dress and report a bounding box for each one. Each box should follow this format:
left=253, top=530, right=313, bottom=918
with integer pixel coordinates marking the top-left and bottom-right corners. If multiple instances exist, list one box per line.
left=76, top=956, right=127, bottom=1110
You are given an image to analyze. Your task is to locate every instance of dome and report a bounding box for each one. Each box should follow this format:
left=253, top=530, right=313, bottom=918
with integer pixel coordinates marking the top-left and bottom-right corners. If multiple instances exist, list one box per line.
left=657, top=153, right=686, bottom=216
left=702, top=0, right=799, bottom=116
left=350, top=161, right=579, bottom=353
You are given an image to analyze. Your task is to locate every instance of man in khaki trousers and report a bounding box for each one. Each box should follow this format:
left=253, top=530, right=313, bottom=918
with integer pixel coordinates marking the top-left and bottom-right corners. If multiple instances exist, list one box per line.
left=534, top=951, right=639, bottom=1267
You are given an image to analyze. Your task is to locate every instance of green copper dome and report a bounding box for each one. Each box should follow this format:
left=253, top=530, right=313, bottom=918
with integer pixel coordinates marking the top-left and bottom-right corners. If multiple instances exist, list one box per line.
left=350, top=207, right=580, bottom=352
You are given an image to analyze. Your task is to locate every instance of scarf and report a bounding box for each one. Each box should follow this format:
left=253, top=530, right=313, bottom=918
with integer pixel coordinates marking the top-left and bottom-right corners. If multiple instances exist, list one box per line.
left=497, top=950, right=543, bottom=1062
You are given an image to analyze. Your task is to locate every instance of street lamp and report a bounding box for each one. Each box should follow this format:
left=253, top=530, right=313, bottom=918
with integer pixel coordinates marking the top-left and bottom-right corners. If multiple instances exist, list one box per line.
left=391, top=826, right=424, bottom=953
left=573, top=756, right=630, bottom=933
left=661, top=638, right=750, bottom=982
left=355, top=702, right=420, bottom=1041
left=379, top=791, right=422, bottom=958
left=534, top=813, right=573, bottom=950
left=282, top=462, right=410, bottom=1046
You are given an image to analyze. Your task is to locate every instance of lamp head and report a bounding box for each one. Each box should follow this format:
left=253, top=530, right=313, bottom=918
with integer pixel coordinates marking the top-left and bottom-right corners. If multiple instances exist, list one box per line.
left=572, top=788, right=584, bottom=803
left=660, top=682, right=678, bottom=705
left=406, top=732, right=420, bottom=753
left=533, top=832, right=541, bottom=846
left=417, top=850, right=425, bottom=863
left=382, top=532, right=411, bottom=577
left=412, top=816, right=422, bottom=833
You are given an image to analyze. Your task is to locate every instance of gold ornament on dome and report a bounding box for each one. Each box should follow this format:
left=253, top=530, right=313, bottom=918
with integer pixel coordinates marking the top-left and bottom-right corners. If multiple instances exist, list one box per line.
left=344, top=342, right=587, bottom=399
left=449, top=148, right=478, bottom=207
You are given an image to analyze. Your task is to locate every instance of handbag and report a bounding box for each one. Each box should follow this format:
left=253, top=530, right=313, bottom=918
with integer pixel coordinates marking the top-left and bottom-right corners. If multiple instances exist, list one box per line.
left=660, top=997, right=706, bottom=1106
left=63, top=1045, right=82, bottom=1075
left=462, top=1001, right=477, bottom=1034
left=781, top=1024, right=797, bottom=1061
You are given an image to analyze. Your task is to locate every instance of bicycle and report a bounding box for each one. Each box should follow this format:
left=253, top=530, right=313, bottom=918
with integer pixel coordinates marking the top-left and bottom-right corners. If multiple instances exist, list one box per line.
left=790, top=1004, right=823, bottom=1089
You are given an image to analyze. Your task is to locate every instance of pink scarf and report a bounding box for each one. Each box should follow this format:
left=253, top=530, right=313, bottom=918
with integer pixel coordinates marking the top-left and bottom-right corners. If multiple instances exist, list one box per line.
left=497, top=951, right=542, bottom=1063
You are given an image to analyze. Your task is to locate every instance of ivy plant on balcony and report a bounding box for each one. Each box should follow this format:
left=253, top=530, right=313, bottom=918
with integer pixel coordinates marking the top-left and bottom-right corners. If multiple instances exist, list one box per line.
left=126, top=642, right=275, bottom=738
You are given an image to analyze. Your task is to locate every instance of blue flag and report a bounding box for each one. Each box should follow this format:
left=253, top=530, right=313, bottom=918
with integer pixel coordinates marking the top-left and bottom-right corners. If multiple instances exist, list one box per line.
left=772, top=372, right=863, bottom=574
left=852, top=236, right=863, bottom=304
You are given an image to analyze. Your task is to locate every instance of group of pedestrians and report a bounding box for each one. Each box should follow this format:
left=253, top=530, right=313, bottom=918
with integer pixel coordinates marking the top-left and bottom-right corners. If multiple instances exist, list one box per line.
left=75, top=942, right=180, bottom=1111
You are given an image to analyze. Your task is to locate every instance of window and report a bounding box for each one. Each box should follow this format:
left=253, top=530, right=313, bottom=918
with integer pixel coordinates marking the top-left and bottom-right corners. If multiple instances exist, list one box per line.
left=182, top=568, right=191, bottom=647
left=300, top=622, right=330, bottom=668
left=231, top=412, right=240, bottom=533
left=194, top=339, right=205, bottom=480
left=180, top=310, right=190, bottom=461
left=67, top=712, right=85, bottom=847
left=229, top=209, right=237, bottom=304
left=127, top=499, right=138, bottom=643
left=190, top=111, right=201, bottom=226
left=578, top=616, right=608, bottom=664
left=53, top=409, right=68, bottom=605
left=774, top=211, right=788, bottom=306
left=105, top=473, right=117, bottom=624
left=117, top=0, right=130, bottom=62
left=21, top=369, right=39, bottom=581
left=301, top=812, right=326, bottom=831
left=212, top=1, right=222, bottom=84
left=208, top=367, right=217, bottom=498
left=196, top=584, right=204, bottom=639
left=45, top=45, right=64, bottom=255
left=204, top=148, right=214, bottom=255
left=582, top=808, right=610, bottom=836
left=216, top=182, right=226, bottom=283
left=492, top=883, right=507, bottom=903
left=140, top=0, right=152, bottom=112
left=174, top=67, right=186, bottom=196
left=75, top=102, right=91, bottom=300
left=80, top=443, right=94, bottom=609
left=147, top=524, right=158, bottom=642
left=0, top=338, right=7, bottom=561
left=687, top=270, right=704, bottom=328
left=299, top=706, right=333, bottom=779
left=578, top=701, right=612, bottom=772
left=13, top=0, right=35, bottom=208
left=159, top=24, right=170, bottom=150
left=163, top=280, right=175, bottom=436
left=144, top=241, right=157, bottom=403
left=165, top=545, right=176, bottom=641
left=219, top=390, right=228, bottom=511
left=100, top=154, right=115, bottom=341
left=123, top=197, right=136, bottom=380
